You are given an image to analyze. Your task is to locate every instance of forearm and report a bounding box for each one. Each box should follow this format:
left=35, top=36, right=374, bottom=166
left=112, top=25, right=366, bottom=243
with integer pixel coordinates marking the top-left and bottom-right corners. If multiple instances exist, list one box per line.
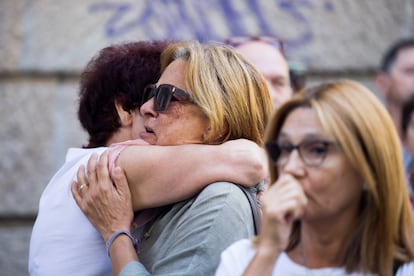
left=108, top=235, right=139, bottom=276
left=209, top=142, right=267, bottom=186
left=117, top=141, right=266, bottom=210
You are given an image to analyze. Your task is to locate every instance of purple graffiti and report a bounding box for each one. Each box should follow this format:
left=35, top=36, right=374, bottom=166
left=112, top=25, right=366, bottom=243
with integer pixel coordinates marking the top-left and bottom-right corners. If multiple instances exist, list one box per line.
left=89, top=1, right=155, bottom=37
left=88, top=0, right=334, bottom=52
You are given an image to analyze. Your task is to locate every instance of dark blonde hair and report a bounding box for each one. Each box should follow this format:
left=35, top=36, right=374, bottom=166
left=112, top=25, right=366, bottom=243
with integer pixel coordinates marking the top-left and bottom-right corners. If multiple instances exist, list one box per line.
left=160, top=41, right=272, bottom=146
left=264, top=80, right=414, bottom=275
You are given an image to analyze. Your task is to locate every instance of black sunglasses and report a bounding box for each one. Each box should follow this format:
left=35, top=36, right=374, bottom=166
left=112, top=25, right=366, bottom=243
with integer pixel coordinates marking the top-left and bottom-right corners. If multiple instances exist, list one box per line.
left=142, top=84, right=193, bottom=112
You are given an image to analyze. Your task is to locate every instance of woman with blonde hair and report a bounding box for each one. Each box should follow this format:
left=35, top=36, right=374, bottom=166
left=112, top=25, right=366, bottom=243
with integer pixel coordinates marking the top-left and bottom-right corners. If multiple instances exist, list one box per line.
left=72, top=40, right=272, bottom=275
left=29, top=40, right=268, bottom=276
left=216, top=80, right=414, bottom=276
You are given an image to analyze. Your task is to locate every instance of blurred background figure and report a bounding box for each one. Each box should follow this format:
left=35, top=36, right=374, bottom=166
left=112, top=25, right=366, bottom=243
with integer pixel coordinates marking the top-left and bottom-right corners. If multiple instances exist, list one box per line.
left=225, top=36, right=306, bottom=108
left=375, top=38, right=414, bottom=176
left=402, top=94, right=414, bottom=206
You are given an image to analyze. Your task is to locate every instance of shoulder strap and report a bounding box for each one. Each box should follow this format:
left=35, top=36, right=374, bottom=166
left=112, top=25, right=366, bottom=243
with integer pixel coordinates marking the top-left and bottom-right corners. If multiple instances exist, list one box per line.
left=236, top=185, right=261, bottom=235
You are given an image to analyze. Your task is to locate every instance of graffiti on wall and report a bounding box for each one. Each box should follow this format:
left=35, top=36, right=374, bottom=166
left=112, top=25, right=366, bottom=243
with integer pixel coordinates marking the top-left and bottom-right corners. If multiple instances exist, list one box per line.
left=88, top=0, right=334, bottom=54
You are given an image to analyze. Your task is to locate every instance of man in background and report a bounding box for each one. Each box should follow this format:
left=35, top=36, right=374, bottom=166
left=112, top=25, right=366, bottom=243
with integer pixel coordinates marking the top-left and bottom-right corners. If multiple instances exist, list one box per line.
left=376, top=38, right=414, bottom=176
left=226, top=36, right=293, bottom=109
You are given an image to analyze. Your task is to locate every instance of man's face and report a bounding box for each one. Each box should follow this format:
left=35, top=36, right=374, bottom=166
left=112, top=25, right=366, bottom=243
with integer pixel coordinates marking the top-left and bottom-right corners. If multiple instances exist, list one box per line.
left=236, top=41, right=292, bottom=109
left=387, top=47, right=414, bottom=105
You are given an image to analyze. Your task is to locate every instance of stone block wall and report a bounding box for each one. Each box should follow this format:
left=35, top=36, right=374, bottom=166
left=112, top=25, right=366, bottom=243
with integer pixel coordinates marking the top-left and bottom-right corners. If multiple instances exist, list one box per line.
left=0, top=0, right=412, bottom=274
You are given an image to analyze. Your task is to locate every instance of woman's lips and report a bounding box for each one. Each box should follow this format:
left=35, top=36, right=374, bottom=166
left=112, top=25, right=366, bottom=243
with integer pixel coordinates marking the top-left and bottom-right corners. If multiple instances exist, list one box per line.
left=140, top=126, right=156, bottom=143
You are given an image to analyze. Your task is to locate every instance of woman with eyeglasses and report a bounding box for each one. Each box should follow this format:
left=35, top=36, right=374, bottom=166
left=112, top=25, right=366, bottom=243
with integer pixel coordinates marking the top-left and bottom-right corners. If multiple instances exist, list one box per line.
left=72, top=40, right=272, bottom=275
left=215, top=80, right=414, bottom=276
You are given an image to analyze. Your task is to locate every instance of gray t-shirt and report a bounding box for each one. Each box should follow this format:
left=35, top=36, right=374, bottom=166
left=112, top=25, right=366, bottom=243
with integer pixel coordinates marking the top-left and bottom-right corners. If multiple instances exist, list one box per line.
left=123, top=181, right=257, bottom=276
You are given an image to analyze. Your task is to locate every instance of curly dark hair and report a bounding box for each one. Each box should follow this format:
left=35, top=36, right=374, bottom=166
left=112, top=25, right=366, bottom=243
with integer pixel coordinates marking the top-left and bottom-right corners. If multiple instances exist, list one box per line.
left=78, top=40, right=170, bottom=148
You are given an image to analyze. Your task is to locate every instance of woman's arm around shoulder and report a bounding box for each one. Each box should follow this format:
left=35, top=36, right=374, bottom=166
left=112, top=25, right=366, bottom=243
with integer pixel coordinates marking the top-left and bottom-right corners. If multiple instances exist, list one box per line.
left=118, top=139, right=268, bottom=210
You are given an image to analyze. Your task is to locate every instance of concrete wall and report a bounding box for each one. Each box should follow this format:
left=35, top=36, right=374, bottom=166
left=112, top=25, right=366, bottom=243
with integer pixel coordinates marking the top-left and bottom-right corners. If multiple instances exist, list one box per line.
left=0, top=0, right=413, bottom=274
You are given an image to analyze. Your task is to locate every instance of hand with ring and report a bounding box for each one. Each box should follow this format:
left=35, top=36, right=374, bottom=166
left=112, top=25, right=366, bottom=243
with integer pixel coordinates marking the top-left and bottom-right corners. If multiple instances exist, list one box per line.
left=78, top=183, right=88, bottom=193
left=71, top=150, right=134, bottom=242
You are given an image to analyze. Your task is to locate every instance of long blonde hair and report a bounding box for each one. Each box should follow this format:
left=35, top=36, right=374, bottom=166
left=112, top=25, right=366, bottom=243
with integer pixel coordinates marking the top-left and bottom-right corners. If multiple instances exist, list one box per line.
left=160, top=41, right=272, bottom=146
left=264, top=80, right=414, bottom=275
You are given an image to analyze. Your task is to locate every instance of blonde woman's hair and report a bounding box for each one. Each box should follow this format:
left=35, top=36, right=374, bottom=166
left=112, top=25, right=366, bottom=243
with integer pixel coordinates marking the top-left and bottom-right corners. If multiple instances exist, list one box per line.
left=264, top=79, right=414, bottom=275
left=160, top=40, right=272, bottom=146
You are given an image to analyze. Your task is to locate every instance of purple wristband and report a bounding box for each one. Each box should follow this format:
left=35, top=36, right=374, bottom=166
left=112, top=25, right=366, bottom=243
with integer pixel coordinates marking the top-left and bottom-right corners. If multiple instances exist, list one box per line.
left=105, top=229, right=138, bottom=256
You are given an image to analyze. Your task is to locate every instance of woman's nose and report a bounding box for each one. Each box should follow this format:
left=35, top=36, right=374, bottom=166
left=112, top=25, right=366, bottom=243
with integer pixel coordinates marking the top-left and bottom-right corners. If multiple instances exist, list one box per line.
left=280, top=150, right=306, bottom=177
left=140, top=98, right=157, bottom=118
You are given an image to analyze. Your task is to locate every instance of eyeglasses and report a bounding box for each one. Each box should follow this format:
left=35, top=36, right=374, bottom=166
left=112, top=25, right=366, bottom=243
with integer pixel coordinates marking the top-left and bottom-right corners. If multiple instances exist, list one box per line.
left=224, top=35, right=285, bottom=56
left=265, top=140, right=337, bottom=167
left=142, top=84, right=193, bottom=112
